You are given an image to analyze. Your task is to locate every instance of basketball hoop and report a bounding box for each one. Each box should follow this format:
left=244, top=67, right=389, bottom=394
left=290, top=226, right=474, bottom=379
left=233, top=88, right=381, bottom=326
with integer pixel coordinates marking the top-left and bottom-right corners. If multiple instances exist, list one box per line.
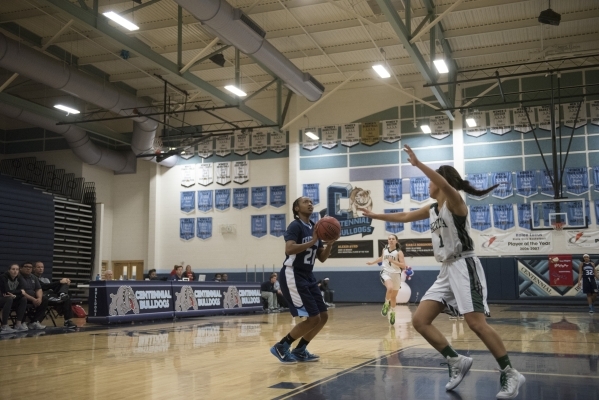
left=552, top=222, right=564, bottom=231
left=152, top=137, right=163, bottom=154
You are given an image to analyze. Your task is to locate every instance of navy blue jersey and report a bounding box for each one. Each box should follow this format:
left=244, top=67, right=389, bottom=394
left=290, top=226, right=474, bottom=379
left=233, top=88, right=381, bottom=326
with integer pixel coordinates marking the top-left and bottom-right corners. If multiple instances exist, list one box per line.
left=582, top=262, right=596, bottom=279
left=283, top=219, right=323, bottom=273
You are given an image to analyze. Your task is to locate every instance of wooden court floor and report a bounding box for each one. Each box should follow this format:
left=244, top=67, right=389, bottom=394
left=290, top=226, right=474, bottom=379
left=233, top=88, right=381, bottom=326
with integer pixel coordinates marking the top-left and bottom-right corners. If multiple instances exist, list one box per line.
left=1, top=304, right=598, bottom=399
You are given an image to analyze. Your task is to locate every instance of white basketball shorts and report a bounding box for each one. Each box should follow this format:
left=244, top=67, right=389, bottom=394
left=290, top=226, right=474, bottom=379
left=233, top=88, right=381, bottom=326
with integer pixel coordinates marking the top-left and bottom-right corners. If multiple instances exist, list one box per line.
left=380, top=269, right=401, bottom=291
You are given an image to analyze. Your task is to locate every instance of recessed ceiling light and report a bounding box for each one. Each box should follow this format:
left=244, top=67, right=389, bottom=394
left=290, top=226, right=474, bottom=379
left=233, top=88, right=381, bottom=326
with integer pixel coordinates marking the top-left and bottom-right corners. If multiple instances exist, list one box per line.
left=305, top=130, right=319, bottom=140
left=433, top=59, right=449, bottom=74
left=372, top=64, right=391, bottom=79
left=54, top=104, right=80, bottom=115
left=466, top=117, right=477, bottom=127
left=103, top=12, right=139, bottom=31
left=420, top=124, right=432, bottom=134
left=225, top=85, right=247, bottom=97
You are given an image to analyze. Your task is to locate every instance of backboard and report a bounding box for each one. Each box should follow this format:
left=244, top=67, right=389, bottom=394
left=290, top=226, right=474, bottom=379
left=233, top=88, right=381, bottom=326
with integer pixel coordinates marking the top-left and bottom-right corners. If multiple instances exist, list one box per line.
left=529, top=198, right=588, bottom=230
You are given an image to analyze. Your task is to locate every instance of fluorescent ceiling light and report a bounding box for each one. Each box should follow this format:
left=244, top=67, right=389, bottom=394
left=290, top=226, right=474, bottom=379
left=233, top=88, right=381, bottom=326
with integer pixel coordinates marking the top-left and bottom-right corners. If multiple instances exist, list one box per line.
left=54, top=104, right=80, bottom=115
left=372, top=64, right=391, bottom=79
left=466, top=117, right=477, bottom=127
left=420, top=124, right=431, bottom=134
left=225, top=85, right=247, bottom=97
left=103, top=12, right=139, bottom=31
left=305, top=130, right=319, bottom=140
left=433, top=59, right=449, bottom=74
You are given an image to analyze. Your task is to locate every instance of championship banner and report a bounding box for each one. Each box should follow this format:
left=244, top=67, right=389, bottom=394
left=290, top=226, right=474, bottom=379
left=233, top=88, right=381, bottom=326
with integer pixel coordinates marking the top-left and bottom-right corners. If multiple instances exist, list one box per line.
left=251, top=215, right=267, bottom=238
left=329, top=240, right=373, bottom=258
left=233, top=188, right=248, bottom=210
left=384, top=178, right=402, bottom=203
left=565, top=167, right=589, bottom=195
left=382, top=119, right=401, bottom=143
left=515, top=170, right=538, bottom=198
left=251, top=186, right=267, bottom=208
left=196, top=217, right=212, bottom=240
left=215, top=162, right=231, bottom=185
left=548, top=255, right=573, bottom=286
left=384, top=208, right=404, bottom=234
left=197, top=163, right=213, bottom=186
left=233, top=160, right=249, bottom=184
left=197, top=190, right=213, bottom=213
left=464, top=111, right=487, bottom=137
left=490, top=109, right=510, bottom=135
left=469, top=205, right=492, bottom=231
left=594, top=166, right=599, bottom=191
left=180, top=191, right=195, bottom=214
left=321, top=125, right=338, bottom=149
left=303, top=183, right=320, bottom=205
left=270, top=214, right=286, bottom=237
left=302, top=128, right=319, bottom=151
left=269, top=185, right=286, bottom=208
left=430, top=115, right=450, bottom=140
left=410, top=208, right=430, bottom=233
left=179, top=147, right=194, bottom=160
left=491, top=171, right=513, bottom=199
left=215, top=134, right=232, bottom=157
left=563, top=102, right=586, bottom=128
left=590, top=100, right=599, bottom=126
left=361, top=122, right=380, bottom=146
left=270, top=131, right=286, bottom=153
left=234, top=131, right=250, bottom=156
left=215, top=189, right=231, bottom=211
left=492, top=204, right=515, bottom=230
left=398, top=238, right=434, bottom=257
left=197, top=138, right=214, bottom=159
left=513, top=107, right=534, bottom=133
left=538, top=105, right=559, bottom=131
left=310, top=212, right=320, bottom=224
left=410, top=177, right=430, bottom=203
left=517, top=203, right=535, bottom=230
left=181, top=165, right=196, bottom=187
left=180, top=218, right=195, bottom=241
left=565, top=200, right=589, bottom=227
left=341, top=123, right=359, bottom=147
left=465, top=173, right=490, bottom=200
left=566, top=230, right=599, bottom=249
left=479, top=231, right=553, bottom=253
left=252, top=131, right=268, bottom=154
left=540, top=169, right=555, bottom=197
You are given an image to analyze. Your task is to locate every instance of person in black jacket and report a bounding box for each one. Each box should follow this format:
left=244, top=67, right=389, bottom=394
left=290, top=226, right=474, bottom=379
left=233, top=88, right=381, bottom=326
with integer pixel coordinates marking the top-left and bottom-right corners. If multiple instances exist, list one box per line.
left=261, top=273, right=280, bottom=313
left=19, top=262, right=48, bottom=330
left=33, top=261, right=76, bottom=328
left=0, top=264, right=28, bottom=332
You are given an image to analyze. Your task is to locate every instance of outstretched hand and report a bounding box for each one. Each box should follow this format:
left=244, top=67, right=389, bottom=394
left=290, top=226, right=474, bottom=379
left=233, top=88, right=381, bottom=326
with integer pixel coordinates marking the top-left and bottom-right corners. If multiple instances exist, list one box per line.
left=403, top=144, right=420, bottom=167
left=358, top=207, right=375, bottom=218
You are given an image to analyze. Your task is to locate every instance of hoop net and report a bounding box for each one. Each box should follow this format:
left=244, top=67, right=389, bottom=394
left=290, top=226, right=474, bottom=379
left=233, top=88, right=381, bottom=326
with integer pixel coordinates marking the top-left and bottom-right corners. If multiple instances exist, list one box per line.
left=552, top=222, right=564, bottom=231
left=152, top=137, right=163, bottom=154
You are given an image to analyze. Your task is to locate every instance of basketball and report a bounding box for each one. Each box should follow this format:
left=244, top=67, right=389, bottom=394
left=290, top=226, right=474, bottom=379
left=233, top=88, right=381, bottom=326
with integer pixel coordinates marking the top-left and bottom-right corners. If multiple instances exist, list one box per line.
left=315, top=216, right=341, bottom=241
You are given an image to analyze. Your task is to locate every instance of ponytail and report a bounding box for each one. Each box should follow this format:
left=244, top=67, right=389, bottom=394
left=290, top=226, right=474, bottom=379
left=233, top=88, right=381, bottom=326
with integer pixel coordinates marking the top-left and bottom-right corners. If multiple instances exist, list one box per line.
left=459, top=179, right=499, bottom=197
left=436, top=165, right=499, bottom=196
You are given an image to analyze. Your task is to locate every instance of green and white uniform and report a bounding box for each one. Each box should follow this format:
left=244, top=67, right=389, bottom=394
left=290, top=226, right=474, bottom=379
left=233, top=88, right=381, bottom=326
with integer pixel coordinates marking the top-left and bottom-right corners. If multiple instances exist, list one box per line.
left=380, top=246, right=402, bottom=290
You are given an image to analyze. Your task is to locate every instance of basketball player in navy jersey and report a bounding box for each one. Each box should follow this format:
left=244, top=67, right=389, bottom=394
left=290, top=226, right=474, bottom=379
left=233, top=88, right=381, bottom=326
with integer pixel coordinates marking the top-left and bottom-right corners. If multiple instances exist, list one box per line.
left=577, top=254, right=598, bottom=313
left=270, top=196, right=338, bottom=363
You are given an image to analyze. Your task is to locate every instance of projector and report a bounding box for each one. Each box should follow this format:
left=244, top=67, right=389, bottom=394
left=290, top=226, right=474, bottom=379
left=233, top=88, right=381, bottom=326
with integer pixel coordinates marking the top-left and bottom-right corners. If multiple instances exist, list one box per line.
left=538, top=8, right=561, bottom=26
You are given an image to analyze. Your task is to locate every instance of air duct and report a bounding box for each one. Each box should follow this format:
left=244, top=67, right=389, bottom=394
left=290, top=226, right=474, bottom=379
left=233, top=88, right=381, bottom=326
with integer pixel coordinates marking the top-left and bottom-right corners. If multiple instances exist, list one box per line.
left=0, top=33, right=177, bottom=169
left=174, top=0, right=325, bottom=101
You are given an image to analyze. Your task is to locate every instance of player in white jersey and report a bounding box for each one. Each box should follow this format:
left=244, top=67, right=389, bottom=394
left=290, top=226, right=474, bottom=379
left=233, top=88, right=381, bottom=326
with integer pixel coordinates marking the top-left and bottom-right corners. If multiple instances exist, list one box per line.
left=360, top=145, right=525, bottom=400
left=367, top=234, right=406, bottom=325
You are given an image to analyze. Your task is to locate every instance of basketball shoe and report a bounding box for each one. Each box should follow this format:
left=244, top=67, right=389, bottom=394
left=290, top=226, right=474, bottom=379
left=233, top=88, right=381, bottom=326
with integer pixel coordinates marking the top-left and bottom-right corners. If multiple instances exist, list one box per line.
left=389, top=311, right=396, bottom=325
left=381, top=301, right=390, bottom=317
left=443, top=354, right=473, bottom=391
left=291, top=347, right=320, bottom=362
left=270, top=343, right=297, bottom=364
left=496, top=366, right=525, bottom=399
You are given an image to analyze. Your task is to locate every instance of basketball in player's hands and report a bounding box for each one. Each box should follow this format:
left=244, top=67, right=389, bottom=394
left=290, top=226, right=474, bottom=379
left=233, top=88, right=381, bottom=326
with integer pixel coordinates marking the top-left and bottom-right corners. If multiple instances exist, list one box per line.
left=315, top=217, right=341, bottom=241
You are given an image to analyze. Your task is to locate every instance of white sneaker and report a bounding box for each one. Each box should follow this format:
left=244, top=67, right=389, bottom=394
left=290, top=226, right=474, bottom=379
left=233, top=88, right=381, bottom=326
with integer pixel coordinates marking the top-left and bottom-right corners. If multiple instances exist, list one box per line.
left=496, top=366, right=525, bottom=399
left=0, top=326, right=16, bottom=334
left=444, top=355, right=473, bottom=391
left=15, top=324, right=28, bottom=332
left=30, top=321, right=46, bottom=330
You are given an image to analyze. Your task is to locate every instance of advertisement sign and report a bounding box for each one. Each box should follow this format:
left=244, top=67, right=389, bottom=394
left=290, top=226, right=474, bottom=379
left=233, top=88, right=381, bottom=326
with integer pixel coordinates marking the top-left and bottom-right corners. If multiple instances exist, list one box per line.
left=171, top=282, right=262, bottom=317
left=479, top=231, right=553, bottom=253
left=329, top=240, right=373, bottom=258
left=548, top=254, right=573, bottom=286
left=398, top=238, right=434, bottom=257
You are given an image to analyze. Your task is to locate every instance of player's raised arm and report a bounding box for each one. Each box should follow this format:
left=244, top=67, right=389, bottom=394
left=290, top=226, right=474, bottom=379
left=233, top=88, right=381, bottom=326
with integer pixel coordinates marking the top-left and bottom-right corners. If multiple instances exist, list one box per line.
left=359, top=206, right=429, bottom=223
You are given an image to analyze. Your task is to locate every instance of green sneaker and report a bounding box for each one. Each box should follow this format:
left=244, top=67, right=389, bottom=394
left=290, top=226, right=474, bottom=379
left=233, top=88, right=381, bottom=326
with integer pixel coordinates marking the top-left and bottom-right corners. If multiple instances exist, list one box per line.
left=390, top=311, right=396, bottom=325
left=381, top=301, right=390, bottom=317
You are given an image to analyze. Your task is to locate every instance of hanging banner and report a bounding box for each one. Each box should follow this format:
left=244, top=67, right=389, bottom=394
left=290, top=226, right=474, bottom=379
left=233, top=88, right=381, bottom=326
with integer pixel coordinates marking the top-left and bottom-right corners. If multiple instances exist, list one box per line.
left=517, top=203, right=537, bottom=230
left=566, top=200, right=588, bottom=227
left=180, top=191, right=195, bottom=214
left=251, top=186, right=267, bottom=208
left=303, top=183, right=320, bottom=205
left=252, top=131, right=268, bottom=154
left=341, top=123, right=359, bottom=147
left=491, top=171, right=513, bottom=199
left=469, top=205, right=492, bottom=232
left=465, top=173, right=490, bottom=200
left=233, top=188, right=248, bottom=210
left=492, top=204, right=515, bottom=230
left=233, top=160, right=249, bottom=184
left=430, top=115, right=450, bottom=140
left=251, top=215, right=267, bottom=238
left=538, top=105, right=559, bottom=131
left=384, top=208, right=404, bottom=234
left=197, top=138, right=214, bottom=159
left=270, top=131, right=286, bottom=153
left=383, top=178, right=402, bottom=203
left=513, top=107, right=534, bottom=133
left=270, top=185, right=286, bottom=208
left=197, top=190, right=213, bottom=213
left=565, top=167, right=589, bottom=195
left=490, top=109, right=511, bottom=135
left=479, top=231, right=553, bottom=253
left=179, top=146, right=194, bottom=160
left=594, top=166, right=599, bottom=192
left=361, top=122, right=380, bottom=146
left=215, top=134, right=232, bottom=157
left=410, top=177, right=430, bottom=203
left=215, top=189, right=231, bottom=211
left=302, top=128, right=319, bottom=151
left=197, top=163, right=213, bottom=186
left=566, top=230, right=599, bottom=249
left=310, top=212, right=320, bottom=224
left=515, top=170, right=538, bottom=198
left=540, top=169, right=555, bottom=197
left=215, top=162, right=231, bottom=185
left=180, top=218, right=195, bottom=241
left=410, top=208, right=430, bottom=233
left=590, top=100, right=599, bottom=126
left=321, top=125, right=338, bottom=149
left=196, top=217, right=212, bottom=240
left=549, top=255, right=573, bottom=286
left=465, top=111, right=487, bottom=137
left=181, top=165, right=196, bottom=188
left=382, top=119, right=401, bottom=143
left=563, top=102, right=586, bottom=128
left=234, top=131, right=250, bottom=156
left=270, top=214, right=286, bottom=237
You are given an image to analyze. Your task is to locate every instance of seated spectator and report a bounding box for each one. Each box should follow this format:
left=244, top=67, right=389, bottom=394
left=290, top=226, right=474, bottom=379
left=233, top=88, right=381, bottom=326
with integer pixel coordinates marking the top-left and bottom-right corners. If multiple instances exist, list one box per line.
left=272, top=273, right=288, bottom=309
left=33, top=261, right=76, bottom=328
left=147, top=269, right=159, bottom=280
left=0, top=264, right=28, bottom=333
left=213, top=273, right=222, bottom=282
left=104, top=270, right=114, bottom=281
left=19, top=262, right=48, bottom=330
left=260, top=273, right=280, bottom=313
left=318, top=277, right=334, bottom=307
left=221, top=273, right=228, bottom=282
left=184, top=265, right=195, bottom=281
left=169, top=265, right=185, bottom=281
left=170, top=265, right=181, bottom=278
